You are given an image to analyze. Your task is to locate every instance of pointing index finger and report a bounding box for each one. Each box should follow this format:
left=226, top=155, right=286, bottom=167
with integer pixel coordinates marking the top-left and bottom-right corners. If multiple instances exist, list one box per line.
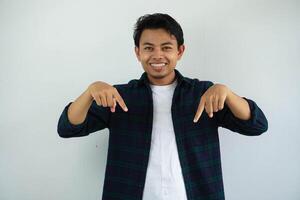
left=114, top=91, right=128, bottom=112
left=193, top=98, right=205, bottom=123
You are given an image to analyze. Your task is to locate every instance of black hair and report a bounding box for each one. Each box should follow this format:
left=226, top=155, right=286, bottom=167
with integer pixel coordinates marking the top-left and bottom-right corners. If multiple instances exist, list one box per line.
left=133, top=13, right=184, bottom=49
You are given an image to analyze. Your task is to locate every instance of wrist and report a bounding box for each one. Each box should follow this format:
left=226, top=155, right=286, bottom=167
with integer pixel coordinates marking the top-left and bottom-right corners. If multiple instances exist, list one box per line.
left=225, top=87, right=234, bottom=105
left=85, top=87, right=94, bottom=102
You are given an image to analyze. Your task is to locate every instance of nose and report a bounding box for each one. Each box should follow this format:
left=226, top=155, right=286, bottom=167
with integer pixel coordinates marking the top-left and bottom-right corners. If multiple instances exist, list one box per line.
left=152, top=48, right=164, bottom=59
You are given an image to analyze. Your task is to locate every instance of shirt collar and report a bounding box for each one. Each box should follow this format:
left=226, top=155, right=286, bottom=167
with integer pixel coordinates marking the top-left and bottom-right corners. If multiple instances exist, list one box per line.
left=137, top=69, right=192, bottom=87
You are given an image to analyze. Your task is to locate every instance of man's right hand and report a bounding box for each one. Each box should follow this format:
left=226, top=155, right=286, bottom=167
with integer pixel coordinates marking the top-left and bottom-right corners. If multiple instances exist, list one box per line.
left=88, top=81, right=128, bottom=113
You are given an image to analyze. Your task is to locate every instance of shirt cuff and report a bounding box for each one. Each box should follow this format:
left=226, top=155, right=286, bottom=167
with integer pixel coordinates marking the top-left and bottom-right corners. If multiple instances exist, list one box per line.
left=63, top=102, right=88, bottom=130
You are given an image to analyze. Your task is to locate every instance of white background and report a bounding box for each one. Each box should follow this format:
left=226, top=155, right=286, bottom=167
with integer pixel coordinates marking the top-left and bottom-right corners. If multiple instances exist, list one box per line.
left=1, top=0, right=299, bottom=199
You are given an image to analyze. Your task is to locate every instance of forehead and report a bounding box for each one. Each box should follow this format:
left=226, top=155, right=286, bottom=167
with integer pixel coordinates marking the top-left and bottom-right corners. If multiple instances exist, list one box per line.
left=140, top=28, right=177, bottom=45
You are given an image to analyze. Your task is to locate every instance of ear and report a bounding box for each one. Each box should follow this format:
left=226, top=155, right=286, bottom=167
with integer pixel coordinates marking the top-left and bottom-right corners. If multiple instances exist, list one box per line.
left=177, top=45, right=185, bottom=60
left=134, top=46, right=141, bottom=61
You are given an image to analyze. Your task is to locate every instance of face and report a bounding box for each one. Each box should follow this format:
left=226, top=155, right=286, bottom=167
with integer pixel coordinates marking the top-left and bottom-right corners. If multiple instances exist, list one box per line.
left=135, top=28, right=185, bottom=85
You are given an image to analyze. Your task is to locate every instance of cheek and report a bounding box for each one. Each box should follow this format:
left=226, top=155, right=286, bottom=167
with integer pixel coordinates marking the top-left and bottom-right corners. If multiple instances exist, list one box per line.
left=140, top=54, right=150, bottom=62
left=167, top=54, right=179, bottom=62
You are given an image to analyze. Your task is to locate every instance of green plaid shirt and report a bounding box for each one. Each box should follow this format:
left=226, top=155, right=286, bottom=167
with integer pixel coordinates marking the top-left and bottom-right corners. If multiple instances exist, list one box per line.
left=57, top=69, right=268, bottom=200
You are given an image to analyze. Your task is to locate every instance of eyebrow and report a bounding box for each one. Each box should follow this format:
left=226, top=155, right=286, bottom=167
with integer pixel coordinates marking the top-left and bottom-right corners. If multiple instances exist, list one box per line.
left=142, top=42, right=174, bottom=46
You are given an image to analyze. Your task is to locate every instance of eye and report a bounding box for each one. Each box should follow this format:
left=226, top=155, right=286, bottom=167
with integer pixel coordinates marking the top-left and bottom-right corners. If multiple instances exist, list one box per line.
left=144, top=47, right=153, bottom=51
left=163, top=46, right=172, bottom=50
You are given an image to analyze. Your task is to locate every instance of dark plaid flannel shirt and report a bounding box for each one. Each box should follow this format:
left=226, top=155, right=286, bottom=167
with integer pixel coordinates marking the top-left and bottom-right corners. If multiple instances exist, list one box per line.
left=57, top=69, right=268, bottom=200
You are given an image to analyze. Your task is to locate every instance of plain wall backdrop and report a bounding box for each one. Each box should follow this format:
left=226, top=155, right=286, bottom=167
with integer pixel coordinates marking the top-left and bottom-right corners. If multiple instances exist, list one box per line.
left=1, top=0, right=299, bottom=199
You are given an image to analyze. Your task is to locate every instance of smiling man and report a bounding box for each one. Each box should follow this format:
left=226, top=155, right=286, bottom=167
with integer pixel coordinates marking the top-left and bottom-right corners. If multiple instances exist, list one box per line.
left=57, top=13, right=268, bottom=200
left=135, top=28, right=185, bottom=85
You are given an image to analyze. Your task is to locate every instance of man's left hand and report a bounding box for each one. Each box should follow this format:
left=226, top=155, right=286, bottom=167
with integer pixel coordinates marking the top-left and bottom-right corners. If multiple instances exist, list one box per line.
left=193, top=84, right=232, bottom=123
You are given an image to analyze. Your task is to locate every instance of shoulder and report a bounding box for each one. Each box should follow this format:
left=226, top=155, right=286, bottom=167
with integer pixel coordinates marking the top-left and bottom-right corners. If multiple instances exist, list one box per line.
left=184, top=76, right=214, bottom=91
left=111, top=79, right=144, bottom=101
left=112, top=78, right=139, bottom=91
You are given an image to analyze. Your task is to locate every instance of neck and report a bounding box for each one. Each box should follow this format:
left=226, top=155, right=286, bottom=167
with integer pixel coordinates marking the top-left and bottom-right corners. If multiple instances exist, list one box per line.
left=147, top=71, right=176, bottom=86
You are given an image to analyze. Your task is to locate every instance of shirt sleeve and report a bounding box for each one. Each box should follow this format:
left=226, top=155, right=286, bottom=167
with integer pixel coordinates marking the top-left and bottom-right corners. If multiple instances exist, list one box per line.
left=215, top=97, right=268, bottom=136
left=204, top=81, right=268, bottom=136
left=57, top=100, right=111, bottom=138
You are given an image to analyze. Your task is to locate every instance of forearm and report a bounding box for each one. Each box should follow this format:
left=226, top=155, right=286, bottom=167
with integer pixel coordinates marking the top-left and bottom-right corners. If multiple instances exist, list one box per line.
left=225, top=90, right=251, bottom=120
left=68, top=88, right=93, bottom=125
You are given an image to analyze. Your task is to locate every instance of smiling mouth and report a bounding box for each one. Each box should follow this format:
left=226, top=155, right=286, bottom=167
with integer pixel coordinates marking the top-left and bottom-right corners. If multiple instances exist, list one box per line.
left=150, top=63, right=167, bottom=67
left=149, top=63, right=167, bottom=72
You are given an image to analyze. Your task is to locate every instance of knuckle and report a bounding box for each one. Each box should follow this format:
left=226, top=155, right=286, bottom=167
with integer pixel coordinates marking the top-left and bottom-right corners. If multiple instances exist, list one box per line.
left=206, top=96, right=211, bottom=102
left=99, top=92, right=105, bottom=97
left=102, top=90, right=108, bottom=95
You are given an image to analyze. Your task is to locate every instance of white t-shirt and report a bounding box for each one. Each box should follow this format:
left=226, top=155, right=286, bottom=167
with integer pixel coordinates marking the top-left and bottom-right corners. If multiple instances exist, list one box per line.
left=142, top=79, right=187, bottom=200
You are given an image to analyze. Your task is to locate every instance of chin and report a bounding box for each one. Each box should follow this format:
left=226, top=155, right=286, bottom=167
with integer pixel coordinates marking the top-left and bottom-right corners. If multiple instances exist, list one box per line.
left=151, top=74, right=167, bottom=79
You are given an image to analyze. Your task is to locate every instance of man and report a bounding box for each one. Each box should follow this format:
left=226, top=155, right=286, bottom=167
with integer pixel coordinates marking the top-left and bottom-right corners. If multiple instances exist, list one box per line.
left=57, top=13, right=268, bottom=200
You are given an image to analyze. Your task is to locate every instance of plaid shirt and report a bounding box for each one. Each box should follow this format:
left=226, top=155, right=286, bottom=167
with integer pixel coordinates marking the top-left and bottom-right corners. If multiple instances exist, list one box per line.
left=57, top=69, right=268, bottom=200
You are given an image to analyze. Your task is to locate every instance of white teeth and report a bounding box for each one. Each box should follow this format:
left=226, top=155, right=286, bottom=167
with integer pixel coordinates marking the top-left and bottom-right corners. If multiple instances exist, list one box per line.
left=150, top=63, right=166, bottom=67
